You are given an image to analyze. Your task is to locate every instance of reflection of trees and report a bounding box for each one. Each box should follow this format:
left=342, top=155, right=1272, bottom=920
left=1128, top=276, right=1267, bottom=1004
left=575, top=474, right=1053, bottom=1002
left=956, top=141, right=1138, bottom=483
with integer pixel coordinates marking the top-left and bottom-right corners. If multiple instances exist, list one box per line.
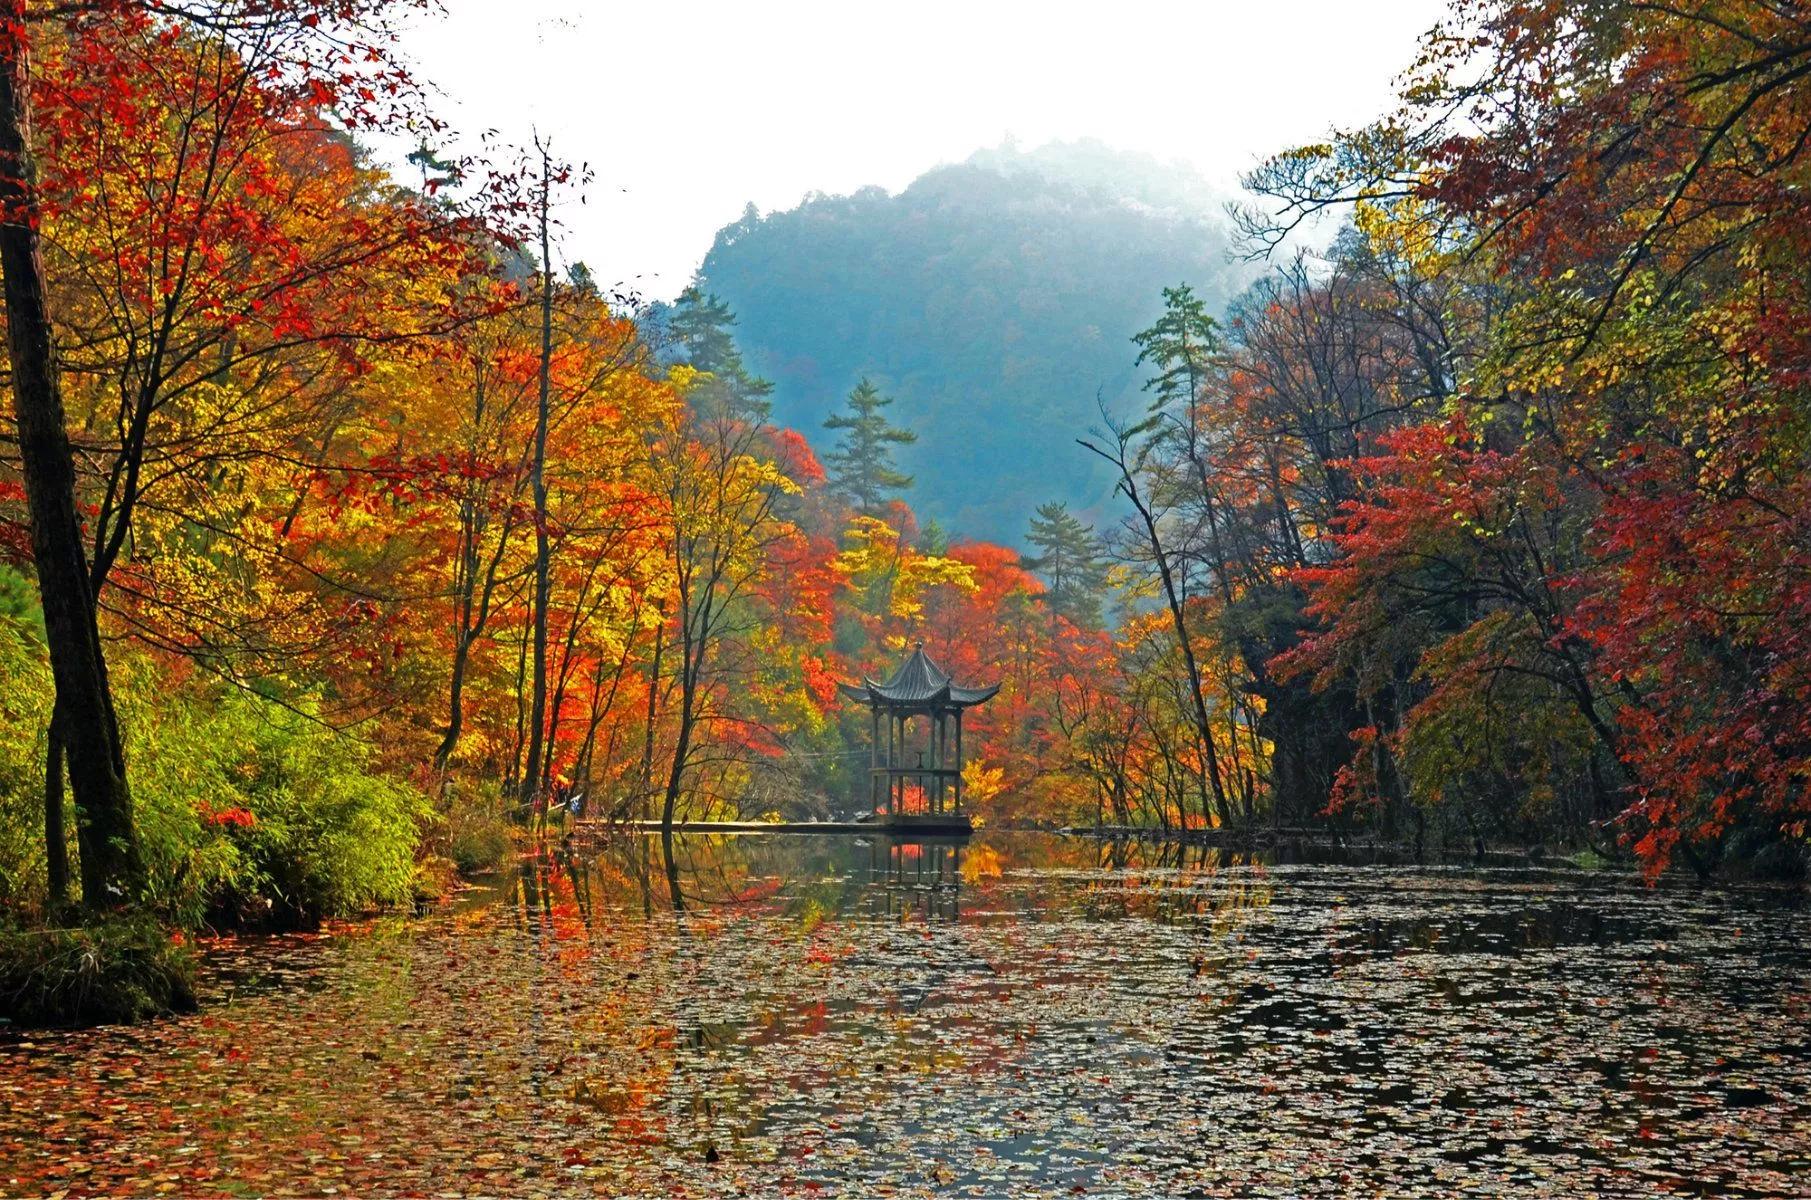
left=660, top=828, right=685, bottom=913
left=571, top=832, right=1292, bottom=938
left=541, top=831, right=1296, bottom=1167
left=591, top=832, right=875, bottom=918
left=512, top=849, right=601, bottom=1105
left=1074, top=835, right=1273, bottom=927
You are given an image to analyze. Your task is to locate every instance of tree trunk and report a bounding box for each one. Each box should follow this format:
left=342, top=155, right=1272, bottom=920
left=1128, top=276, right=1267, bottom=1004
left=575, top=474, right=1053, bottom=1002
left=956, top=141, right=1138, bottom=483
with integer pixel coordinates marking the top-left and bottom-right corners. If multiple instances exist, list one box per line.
left=433, top=639, right=470, bottom=770
left=638, top=615, right=664, bottom=819
left=660, top=676, right=695, bottom=831
left=520, top=147, right=554, bottom=811
left=0, top=9, right=142, bottom=910
left=1139, top=503, right=1232, bottom=827
left=660, top=607, right=703, bottom=831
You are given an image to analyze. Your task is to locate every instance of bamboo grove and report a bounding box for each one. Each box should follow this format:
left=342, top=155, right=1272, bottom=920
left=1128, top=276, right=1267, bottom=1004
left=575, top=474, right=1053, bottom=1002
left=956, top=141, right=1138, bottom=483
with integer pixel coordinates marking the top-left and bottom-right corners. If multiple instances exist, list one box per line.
left=0, top=0, right=1805, bottom=945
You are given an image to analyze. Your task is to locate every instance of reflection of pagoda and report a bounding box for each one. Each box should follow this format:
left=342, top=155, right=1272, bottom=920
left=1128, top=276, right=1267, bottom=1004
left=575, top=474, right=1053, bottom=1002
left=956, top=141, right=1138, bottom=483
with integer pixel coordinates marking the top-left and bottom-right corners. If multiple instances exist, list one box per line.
left=840, top=643, right=997, bottom=834
left=866, top=836, right=964, bottom=922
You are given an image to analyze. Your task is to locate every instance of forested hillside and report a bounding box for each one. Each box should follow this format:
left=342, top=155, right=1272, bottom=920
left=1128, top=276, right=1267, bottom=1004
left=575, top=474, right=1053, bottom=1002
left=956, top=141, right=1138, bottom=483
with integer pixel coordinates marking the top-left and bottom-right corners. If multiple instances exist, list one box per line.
left=684, top=141, right=1249, bottom=542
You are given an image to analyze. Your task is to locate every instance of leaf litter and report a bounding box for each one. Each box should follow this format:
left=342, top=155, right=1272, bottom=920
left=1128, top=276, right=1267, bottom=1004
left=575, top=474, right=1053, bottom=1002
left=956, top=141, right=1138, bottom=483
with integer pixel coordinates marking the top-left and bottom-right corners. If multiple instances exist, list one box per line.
left=2, top=834, right=1808, bottom=1198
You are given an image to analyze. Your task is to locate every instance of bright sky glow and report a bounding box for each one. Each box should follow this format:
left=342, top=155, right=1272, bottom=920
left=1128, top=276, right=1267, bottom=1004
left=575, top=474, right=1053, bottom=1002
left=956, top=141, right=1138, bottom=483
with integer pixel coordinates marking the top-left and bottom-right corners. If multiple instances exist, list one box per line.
left=395, top=0, right=1449, bottom=300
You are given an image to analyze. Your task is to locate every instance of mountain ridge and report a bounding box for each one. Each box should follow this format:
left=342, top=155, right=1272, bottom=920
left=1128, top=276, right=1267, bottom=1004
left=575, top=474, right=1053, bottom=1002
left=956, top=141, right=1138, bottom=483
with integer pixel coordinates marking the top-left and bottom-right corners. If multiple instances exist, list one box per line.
left=687, top=140, right=1249, bottom=544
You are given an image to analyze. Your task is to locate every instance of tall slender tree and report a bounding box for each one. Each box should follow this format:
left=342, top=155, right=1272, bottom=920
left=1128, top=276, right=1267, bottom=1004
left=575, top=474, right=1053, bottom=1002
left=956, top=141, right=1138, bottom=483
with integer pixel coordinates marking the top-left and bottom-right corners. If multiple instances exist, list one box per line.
left=0, top=1, right=141, bottom=909
left=823, top=378, right=916, bottom=515
left=1022, top=501, right=1110, bottom=627
left=1080, top=412, right=1234, bottom=829
left=521, top=137, right=562, bottom=813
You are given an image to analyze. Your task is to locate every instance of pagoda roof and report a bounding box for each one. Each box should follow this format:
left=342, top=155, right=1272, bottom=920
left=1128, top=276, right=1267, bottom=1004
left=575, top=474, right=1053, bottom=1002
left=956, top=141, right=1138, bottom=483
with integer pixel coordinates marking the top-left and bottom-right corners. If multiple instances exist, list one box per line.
left=838, top=643, right=1000, bottom=709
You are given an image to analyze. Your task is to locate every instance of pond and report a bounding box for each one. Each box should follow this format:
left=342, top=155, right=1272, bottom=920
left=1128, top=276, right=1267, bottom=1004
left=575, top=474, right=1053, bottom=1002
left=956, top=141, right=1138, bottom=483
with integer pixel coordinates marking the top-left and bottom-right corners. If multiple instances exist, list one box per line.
left=3, top=833, right=1808, bottom=1197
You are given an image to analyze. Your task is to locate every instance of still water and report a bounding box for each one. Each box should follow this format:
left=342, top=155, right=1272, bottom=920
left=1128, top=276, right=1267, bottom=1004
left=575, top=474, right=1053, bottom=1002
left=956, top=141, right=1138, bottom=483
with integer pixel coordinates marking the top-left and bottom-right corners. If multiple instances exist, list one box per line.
left=3, top=833, right=1808, bottom=1197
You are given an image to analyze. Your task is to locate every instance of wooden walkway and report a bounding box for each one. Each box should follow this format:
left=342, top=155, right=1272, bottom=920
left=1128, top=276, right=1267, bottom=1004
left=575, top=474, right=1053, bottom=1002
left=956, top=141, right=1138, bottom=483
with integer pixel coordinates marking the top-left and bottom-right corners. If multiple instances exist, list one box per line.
left=575, top=818, right=973, bottom=837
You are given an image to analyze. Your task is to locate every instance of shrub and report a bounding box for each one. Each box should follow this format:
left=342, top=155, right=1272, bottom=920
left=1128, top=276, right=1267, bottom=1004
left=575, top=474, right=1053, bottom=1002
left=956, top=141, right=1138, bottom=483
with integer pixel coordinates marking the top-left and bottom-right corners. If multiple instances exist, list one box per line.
left=0, top=616, right=53, bottom=917
left=123, top=678, right=429, bottom=927
left=0, top=917, right=196, bottom=1026
left=0, top=623, right=430, bottom=928
left=1, top=587, right=429, bottom=937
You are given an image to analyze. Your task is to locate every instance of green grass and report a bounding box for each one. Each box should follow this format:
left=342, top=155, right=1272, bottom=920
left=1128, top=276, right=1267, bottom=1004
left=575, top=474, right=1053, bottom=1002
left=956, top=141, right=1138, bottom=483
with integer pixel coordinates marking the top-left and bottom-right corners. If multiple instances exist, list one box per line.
left=0, top=917, right=196, bottom=1027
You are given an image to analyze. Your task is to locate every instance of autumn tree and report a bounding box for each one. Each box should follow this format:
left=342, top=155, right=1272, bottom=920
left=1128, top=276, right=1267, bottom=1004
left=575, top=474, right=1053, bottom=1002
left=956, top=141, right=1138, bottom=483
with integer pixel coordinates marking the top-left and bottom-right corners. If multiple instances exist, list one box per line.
left=648, top=370, right=799, bottom=828
left=0, top=0, right=503, bottom=908
left=520, top=139, right=564, bottom=811
left=1241, top=0, right=1811, bottom=873
left=0, top=0, right=139, bottom=907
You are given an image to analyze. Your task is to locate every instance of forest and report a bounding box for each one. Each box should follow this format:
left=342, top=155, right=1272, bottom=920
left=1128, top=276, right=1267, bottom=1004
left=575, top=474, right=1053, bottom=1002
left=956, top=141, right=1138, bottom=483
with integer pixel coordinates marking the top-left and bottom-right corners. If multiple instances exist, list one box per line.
left=0, top=0, right=1808, bottom=1032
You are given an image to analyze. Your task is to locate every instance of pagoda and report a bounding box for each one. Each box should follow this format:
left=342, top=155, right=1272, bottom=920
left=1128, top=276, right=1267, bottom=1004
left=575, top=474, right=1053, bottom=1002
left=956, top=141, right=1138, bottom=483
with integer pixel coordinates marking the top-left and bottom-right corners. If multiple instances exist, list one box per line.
left=840, top=642, right=998, bottom=832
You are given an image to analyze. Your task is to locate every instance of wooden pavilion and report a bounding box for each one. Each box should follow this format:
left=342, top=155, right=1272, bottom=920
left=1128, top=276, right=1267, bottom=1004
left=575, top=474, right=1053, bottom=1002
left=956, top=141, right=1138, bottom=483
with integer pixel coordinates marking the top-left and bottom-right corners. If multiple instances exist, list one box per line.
left=840, top=642, right=998, bottom=833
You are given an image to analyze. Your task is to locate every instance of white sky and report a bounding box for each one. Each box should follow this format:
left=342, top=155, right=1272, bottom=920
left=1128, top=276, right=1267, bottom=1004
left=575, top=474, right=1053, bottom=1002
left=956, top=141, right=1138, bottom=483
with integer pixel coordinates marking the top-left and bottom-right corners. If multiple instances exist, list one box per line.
left=393, top=0, right=1450, bottom=301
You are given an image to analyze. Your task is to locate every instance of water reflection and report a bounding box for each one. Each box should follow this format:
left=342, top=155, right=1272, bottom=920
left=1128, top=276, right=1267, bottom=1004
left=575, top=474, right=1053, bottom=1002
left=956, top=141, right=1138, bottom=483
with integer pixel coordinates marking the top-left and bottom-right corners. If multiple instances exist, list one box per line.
left=864, top=836, right=964, bottom=921
left=7, top=833, right=1809, bottom=1198
left=568, top=830, right=1297, bottom=927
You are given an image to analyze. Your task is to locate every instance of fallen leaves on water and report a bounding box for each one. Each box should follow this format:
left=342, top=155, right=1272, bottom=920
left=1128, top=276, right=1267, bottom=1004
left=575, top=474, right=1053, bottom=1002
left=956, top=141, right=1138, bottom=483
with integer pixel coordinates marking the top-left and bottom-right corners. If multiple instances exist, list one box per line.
left=1, top=835, right=1808, bottom=1198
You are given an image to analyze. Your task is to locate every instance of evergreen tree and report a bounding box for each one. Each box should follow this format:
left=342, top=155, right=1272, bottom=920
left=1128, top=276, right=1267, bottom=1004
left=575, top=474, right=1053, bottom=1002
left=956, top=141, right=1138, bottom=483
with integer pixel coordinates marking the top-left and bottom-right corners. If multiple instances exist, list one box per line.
left=667, top=286, right=773, bottom=421
left=823, top=378, right=916, bottom=514
left=1022, top=501, right=1110, bottom=627
left=1133, top=283, right=1219, bottom=415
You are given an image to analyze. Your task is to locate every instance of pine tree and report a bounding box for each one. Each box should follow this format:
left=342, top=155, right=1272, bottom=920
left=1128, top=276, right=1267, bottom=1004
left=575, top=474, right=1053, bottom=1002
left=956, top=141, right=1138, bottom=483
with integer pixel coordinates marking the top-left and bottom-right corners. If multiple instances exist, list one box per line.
left=1133, top=283, right=1219, bottom=415
left=1022, top=501, right=1110, bottom=627
left=823, top=378, right=916, bottom=514
left=668, top=286, right=773, bottom=421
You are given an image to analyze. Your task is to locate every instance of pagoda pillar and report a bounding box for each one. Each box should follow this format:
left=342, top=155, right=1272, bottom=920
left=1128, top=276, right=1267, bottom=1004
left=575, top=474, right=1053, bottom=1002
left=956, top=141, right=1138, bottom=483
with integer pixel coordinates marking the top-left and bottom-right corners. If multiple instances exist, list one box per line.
left=954, top=709, right=964, bottom=810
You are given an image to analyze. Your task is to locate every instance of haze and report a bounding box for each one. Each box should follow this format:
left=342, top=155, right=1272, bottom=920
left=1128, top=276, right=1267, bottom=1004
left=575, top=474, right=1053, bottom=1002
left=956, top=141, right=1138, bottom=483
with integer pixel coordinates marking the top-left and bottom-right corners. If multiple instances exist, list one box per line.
left=399, top=0, right=1449, bottom=299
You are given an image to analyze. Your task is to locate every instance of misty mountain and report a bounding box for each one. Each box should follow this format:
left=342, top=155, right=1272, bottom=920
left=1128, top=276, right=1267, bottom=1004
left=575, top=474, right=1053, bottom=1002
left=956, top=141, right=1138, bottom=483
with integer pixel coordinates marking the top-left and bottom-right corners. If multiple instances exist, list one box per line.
left=687, top=140, right=1249, bottom=544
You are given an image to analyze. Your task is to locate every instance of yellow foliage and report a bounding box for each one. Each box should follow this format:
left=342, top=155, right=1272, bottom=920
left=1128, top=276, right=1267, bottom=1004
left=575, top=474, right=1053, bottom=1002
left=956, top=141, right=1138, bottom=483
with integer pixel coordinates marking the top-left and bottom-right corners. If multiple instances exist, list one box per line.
left=961, top=760, right=1006, bottom=807
left=832, top=515, right=977, bottom=620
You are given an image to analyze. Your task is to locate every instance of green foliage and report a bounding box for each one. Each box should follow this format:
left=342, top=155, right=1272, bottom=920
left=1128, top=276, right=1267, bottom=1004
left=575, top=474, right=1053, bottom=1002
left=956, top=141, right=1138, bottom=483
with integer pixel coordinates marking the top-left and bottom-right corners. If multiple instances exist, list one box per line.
left=662, top=285, right=774, bottom=421
left=0, top=566, right=39, bottom=629
left=1022, top=501, right=1110, bottom=627
left=0, top=619, right=427, bottom=929
left=120, top=676, right=429, bottom=927
left=1133, top=283, right=1220, bottom=415
left=689, top=140, right=1249, bottom=542
left=0, top=617, right=52, bottom=918
left=823, top=378, right=916, bottom=513
left=0, top=916, right=195, bottom=1026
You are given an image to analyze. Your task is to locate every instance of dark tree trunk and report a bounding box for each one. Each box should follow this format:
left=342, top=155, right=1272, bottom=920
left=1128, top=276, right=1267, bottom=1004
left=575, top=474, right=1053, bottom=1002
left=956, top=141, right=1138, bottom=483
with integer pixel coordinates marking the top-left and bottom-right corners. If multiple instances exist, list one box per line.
left=521, top=146, right=554, bottom=811
left=1136, top=497, right=1232, bottom=827
left=0, top=9, right=142, bottom=910
left=433, top=640, right=470, bottom=770
left=637, top=615, right=664, bottom=817
left=660, top=636, right=698, bottom=831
